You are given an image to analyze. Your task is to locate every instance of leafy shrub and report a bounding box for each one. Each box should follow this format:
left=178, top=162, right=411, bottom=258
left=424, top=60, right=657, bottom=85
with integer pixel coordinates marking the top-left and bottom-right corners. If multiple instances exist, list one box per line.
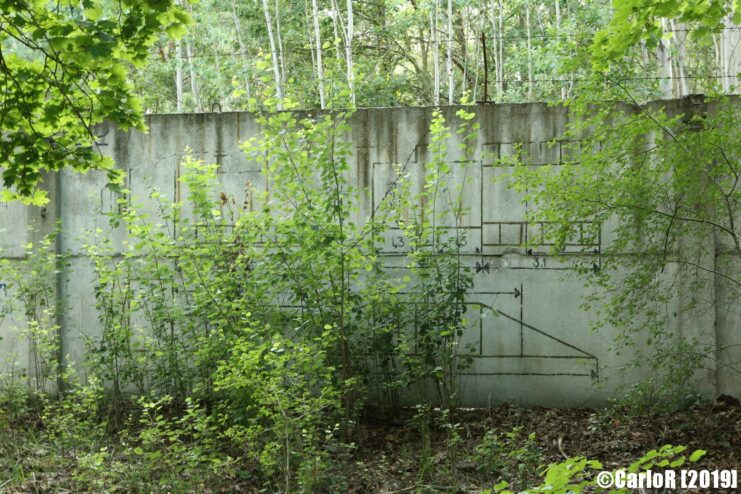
left=475, top=426, right=543, bottom=490
left=41, top=377, right=107, bottom=456
left=384, top=108, right=479, bottom=409
left=214, top=322, right=343, bottom=492
left=488, top=444, right=705, bottom=494
left=0, top=102, right=486, bottom=490
left=0, top=231, right=66, bottom=396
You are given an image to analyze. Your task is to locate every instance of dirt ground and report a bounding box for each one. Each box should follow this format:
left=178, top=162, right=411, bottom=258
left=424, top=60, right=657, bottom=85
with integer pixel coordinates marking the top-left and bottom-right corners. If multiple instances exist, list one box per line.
left=348, top=396, right=741, bottom=493
left=1, top=396, right=738, bottom=493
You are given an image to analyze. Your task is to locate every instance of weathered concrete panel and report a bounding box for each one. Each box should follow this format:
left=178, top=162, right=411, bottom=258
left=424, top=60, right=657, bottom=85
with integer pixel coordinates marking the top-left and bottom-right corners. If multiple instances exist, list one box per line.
left=0, top=100, right=738, bottom=406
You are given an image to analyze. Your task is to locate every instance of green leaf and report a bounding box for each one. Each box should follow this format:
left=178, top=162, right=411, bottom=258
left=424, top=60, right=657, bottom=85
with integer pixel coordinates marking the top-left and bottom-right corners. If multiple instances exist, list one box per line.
left=689, top=450, right=706, bottom=462
left=84, top=5, right=103, bottom=20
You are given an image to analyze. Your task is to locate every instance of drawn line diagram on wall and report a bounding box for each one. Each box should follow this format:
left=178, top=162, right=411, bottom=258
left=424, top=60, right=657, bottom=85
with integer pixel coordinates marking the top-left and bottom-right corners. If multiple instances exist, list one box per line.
left=371, top=141, right=603, bottom=264
left=369, top=139, right=602, bottom=379
left=361, top=284, right=598, bottom=380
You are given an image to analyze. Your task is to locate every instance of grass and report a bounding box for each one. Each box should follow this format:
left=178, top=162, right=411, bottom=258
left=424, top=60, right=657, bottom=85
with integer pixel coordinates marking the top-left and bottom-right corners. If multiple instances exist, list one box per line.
left=0, top=398, right=738, bottom=493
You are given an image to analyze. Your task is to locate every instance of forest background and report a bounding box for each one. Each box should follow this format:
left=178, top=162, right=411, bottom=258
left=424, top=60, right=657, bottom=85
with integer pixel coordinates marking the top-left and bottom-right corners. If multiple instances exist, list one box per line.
left=130, top=0, right=741, bottom=113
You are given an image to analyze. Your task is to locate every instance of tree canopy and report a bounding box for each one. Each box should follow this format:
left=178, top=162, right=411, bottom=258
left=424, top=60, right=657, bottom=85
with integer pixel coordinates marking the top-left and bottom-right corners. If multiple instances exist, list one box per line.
left=592, top=0, right=741, bottom=70
left=0, top=0, right=190, bottom=204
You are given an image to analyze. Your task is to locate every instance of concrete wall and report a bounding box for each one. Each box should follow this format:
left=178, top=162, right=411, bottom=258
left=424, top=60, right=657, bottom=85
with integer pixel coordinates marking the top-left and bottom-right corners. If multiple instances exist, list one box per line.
left=1, top=100, right=739, bottom=406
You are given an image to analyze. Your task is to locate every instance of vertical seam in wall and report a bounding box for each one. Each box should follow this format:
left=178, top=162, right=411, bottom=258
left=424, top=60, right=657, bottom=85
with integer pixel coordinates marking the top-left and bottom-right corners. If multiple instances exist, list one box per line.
left=55, top=170, right=65, bottom=394
left=713, top=205, right=721, bottom=395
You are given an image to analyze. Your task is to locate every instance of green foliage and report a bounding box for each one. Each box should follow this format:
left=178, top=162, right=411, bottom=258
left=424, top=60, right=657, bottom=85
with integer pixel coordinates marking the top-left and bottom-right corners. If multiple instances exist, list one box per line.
left=489, top=444, right=705, bottom=494
left=492, top=456, right=602, bottom=494
left=0, top=0, right=192, bottom=202
left=510, top=97, right=741, bottom=411
left=412, top=404, right=436, bottom=482
left=76, top=103, right=479, bottom=487
left=128, top=0, right=741, bottom=113
left=215, top=326, right=343, bottom=492
left=414, top=405, right=465, bottom=483
left=475, top=426, right=543, bottom=491
left=616, top=337, right=708, bottom=416
left=130, top=0, right=620, bottom=112
left=41, top=377, right=107, bottom=456
left=125, top=395, right=232, bottom=489
left=379, top=108, right=478, bottom=409
left=0, top=230, right=65, bottom=395
left=591, top=0, right=735, bottom=71
left=84, top=154, right=241, bottom=403
left=0, top=87, right=488, bottom=490
left=236, top=105, right=375, bottom=414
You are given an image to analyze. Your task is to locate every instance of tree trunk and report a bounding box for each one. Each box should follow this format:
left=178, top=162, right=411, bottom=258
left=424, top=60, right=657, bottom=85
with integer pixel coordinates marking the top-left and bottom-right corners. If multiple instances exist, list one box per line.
left=657, top=18, right=673, bottom=98
left=525, top=0, right=533, bottom=100
left=489, top=0, right=499, bottom=100
left=311, top=0, right=326, bottom=108
left=330, top=0, right=355, bottom=105
left=720, top=13, right=741, bottom=94
left=305, top=0, right=317, bottom=76
left=330, top=0, right=342, bottom=60
left=213, top=48, right=226, bottom=110
left=446, top=0, right=454, bottom=104
left=346, top=0, right=355, bottom=106
left=498, top=0, right=504, bottom=98
left=431, top=1, right=440, bottom=105
left=185, top=37, right=201, bottom=112
left=231, top=0, right=251, bottom=102
left=460, top=7, right=468, bottom=98
left=472, top=28, right=481, bottom=101
left=275, top=0, right=286, bottom=86
left=175, top=40, right=184, bottom=112
left=670, top=19, right=690, bottom=97
left=713, top=34, right=721, bottom=84
left=555, top=0, right=566, bottom=100
left=261, top=0, right=283, bottom=106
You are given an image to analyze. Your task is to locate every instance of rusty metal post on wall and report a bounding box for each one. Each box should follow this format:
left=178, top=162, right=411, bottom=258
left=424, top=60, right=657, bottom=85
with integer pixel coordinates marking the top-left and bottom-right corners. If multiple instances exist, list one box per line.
left=480, top=32, right=489, bottom=104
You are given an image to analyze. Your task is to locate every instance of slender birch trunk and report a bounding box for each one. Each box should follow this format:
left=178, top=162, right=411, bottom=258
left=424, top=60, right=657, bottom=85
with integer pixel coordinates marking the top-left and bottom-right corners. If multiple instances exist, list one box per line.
left=460, top=7, right=468, bottom=98
left=525, top=0, right=533, bottom=100
left=305, top=0, right=317, bottom=74
left=720, top=13, right=741, bottom=93
left=346, top=0, right=355, bottom=106
left=720, top=20, right=729, bottom=92
left=174, top=0, right=184, bottom=112
left=231, top=0, right=251, bottom=102
left=311, top=0, right=326, bottom=108
left=213, top=47, right=226, bottom=109
left=498, top=0, right=504, bottom=98
left=713, top=34, right=721, bottom=84
left=330, top=0, right=355, bottom=104
left=555, top=0, right=567, bottom=100
left=261, top=0, right=283, bottom=105
left=446, top=0, right=454, bottom=104
left=657, top=18, right=673, bottom=98
left=472, top=25, right=481, bottom=101
left=275, top=0, right=286, bottom=85
left=431, top=0, right=440, bottom=105
left=175, top=40, right=184, bottom=112
left=330, top=0, right=343, bottom=60
left=489, top=0, right=499, bottom=100
left=670, top=19, right=690, bottom=97
left=185, top=38, right=201, bottom=112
